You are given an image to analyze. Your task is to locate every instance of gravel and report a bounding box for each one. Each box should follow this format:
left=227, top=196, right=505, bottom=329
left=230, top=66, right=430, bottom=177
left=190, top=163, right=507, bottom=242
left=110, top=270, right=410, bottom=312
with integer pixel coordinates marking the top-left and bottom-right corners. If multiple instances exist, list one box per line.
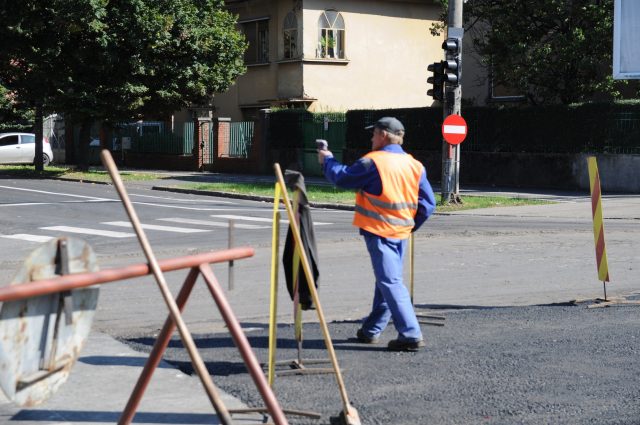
left=124, top=304, right=640, bottom=425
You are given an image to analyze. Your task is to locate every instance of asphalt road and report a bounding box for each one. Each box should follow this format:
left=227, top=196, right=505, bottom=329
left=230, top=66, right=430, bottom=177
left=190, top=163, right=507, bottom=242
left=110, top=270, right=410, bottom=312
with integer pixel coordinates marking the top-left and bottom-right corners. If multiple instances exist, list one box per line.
left=2, top=178, right=639, bottom=337
left=1, top=177, right=640, bottom=424
left=124, top=303, right=640, bottom=425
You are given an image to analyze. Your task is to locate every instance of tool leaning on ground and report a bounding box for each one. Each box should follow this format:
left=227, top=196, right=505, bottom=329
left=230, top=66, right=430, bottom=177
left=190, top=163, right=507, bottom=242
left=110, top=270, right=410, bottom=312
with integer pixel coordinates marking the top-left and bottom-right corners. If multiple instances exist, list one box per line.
left=409, top=234, right=446, bottom=326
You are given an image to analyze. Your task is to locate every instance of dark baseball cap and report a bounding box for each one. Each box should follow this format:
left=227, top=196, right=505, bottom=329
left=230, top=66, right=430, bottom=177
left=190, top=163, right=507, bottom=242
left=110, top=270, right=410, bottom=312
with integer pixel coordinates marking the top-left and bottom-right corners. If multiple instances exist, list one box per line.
left=365, top=117, right=405, bottom=135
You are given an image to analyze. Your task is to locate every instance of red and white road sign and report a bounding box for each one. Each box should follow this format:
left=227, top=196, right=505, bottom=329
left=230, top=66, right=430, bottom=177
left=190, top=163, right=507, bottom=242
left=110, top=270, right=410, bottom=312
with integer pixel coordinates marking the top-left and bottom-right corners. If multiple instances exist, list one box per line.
left=442, top=114, right=467, bottom=145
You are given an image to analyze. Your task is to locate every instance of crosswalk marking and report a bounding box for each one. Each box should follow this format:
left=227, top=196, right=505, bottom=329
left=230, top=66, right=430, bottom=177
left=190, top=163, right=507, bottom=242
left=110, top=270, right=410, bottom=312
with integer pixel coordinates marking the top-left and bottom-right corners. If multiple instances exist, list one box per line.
left=0, top=185, right=113, bottom=202
left=210, top=214, right=332, bottom=226
left=210, top=214, right=277, bottom=223
left=157, top=218, right=268, bottom=230
left=1, top=234, right=55, bottom=243
left=41, top=226, right=135, bottom=238
left=132, top=202, right=237, bottom=211
left=102, top=221, right=211, bottom=233
left=130, top=193, right=234, bottom=204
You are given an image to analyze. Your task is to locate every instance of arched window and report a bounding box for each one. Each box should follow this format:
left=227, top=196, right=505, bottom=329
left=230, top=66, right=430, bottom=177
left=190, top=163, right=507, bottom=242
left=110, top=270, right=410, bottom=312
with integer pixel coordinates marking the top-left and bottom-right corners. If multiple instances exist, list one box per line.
left=283, top=11, right=299, bottom=59
left=317, top=10, right=345, bottom=59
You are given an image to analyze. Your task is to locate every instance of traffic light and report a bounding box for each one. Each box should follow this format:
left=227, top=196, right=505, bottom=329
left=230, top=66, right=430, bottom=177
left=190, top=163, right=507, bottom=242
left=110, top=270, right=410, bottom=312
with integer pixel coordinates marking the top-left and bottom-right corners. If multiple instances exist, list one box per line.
left=427, top=61, right=444, bottom=101
left=442, top=38, right=461, bottom=86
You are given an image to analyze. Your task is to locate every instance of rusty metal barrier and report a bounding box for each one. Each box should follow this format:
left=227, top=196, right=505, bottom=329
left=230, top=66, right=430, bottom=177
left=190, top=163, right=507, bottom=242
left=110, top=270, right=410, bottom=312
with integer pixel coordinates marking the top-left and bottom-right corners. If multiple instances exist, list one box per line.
left=0, top=245, right=293, bottom=424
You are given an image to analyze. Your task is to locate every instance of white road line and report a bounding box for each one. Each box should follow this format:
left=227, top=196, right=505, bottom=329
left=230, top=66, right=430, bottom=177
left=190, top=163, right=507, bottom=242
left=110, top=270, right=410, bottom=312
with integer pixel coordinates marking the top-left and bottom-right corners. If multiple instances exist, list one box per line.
left=0, top=200, right=114, bottom=207
left=129, top=193, right=234, bottom=204
left=131, top=202, right=242, bottom=211
left=157, top=217, right=269, bottom=230
left=210, top=214, right=332, bottom=226
left=1, top=234, right=55, bottom=243
left=41, top=226, right=135, bottom=238
left=0, top=185, right=113, bottom=201
left=210, top=214, right=277, bottom=223
left=102, top=221, right=211, bottom=233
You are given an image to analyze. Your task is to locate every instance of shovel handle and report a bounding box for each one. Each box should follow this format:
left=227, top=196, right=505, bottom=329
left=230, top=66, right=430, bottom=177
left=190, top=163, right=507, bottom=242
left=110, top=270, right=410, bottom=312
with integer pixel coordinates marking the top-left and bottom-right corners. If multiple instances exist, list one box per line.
left=100, top=150, right=234, bottom=425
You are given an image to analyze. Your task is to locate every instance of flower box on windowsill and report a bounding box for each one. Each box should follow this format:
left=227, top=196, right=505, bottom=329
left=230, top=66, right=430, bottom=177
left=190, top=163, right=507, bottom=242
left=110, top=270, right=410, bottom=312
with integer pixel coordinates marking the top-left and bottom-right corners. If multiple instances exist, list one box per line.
left=303, top=57, right=349, bottom=65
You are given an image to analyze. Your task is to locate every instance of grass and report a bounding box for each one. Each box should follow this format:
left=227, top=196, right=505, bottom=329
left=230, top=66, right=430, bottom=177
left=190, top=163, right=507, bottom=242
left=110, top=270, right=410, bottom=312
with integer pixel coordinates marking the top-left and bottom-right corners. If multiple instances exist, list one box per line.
left=183, top=182, right=551, bottom=212
left=0, top=165, right=161, bottom=182
left=1, top=165, right=551, bottom=212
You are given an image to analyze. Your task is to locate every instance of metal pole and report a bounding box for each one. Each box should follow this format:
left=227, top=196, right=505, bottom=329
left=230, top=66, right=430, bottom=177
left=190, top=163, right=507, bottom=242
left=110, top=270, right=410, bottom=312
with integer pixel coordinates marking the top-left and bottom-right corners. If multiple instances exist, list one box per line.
left=0, top=249, right=254, bottom=303
left=441, top=0, right=464, bottom=204
left=268, top=185, right=282, bottom=388
left=409, top=234, right=415, bottom=304
left=228, top=219, right=235, bottom=291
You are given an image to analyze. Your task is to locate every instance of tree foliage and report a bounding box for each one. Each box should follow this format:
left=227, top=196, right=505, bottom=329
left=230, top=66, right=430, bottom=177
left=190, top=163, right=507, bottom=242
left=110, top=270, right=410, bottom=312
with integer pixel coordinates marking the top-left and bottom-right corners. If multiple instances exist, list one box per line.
left=433, top=0, right=626, bottom=105
left=0, top=84, right=33, bottom=131
left=0, top=0, right=247, bottom=168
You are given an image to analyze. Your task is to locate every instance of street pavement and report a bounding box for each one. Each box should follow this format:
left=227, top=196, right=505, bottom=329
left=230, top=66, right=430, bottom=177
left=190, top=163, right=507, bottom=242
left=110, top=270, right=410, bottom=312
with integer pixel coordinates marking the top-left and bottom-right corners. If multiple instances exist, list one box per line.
left=0, top=169, right=639, bottom=424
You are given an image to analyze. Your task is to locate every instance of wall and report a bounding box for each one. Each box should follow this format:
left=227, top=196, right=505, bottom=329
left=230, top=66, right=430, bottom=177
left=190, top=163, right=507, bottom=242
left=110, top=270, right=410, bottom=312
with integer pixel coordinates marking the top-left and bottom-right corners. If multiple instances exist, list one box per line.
left=215, top=0, right=443, bottom=118
left=302, top=0, right=442, bottom=111
left=215, top=0, right=282, bottom=120
left=573, top=154, right=640, bottom=193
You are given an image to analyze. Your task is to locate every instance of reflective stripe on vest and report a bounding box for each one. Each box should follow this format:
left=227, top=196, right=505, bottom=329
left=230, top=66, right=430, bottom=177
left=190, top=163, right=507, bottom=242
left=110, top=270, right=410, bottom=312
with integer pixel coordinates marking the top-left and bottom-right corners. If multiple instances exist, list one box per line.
left=354, top=204, right=416, bottom=227
left=359, top=191, right=418, bottom=211
left=353, top=150, right=424, bottom=239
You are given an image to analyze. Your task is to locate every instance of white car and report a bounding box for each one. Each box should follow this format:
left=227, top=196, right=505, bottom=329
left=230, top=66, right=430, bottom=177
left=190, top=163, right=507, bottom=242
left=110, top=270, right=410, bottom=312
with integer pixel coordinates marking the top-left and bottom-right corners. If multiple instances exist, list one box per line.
left=0, top=132, right=54, bottom=166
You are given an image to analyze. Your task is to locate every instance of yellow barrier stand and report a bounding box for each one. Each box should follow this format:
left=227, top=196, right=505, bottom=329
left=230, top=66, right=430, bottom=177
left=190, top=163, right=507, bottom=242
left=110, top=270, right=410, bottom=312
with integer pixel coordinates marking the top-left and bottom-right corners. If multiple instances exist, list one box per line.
left=267, top=183, right=281, bottom=387
left=268, top=175, right=334, bottom=380
left=268, top=163, right=362, bottom=425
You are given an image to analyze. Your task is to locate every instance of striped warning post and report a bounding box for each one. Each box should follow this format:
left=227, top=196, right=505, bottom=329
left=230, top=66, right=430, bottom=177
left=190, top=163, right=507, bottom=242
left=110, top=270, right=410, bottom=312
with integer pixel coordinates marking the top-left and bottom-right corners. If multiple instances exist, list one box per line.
left=587, top=157, right=610, bottom=283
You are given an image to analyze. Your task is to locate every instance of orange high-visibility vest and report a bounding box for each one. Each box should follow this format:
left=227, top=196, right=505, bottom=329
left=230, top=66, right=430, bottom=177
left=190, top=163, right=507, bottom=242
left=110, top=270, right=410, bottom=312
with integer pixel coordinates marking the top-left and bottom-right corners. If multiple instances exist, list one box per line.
left=353, top=150, right=424, bottom=239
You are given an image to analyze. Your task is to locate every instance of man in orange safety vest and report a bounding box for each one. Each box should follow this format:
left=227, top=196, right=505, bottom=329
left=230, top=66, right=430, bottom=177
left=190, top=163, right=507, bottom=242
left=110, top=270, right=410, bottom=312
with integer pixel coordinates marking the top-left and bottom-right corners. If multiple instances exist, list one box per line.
left=318, top=117, right=436, bottom=351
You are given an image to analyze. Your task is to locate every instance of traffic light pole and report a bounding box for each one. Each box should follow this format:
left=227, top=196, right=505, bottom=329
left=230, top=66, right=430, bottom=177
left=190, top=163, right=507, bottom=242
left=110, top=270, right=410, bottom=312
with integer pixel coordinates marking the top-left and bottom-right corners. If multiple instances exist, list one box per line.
left=440, top=0, right=464, bottom=204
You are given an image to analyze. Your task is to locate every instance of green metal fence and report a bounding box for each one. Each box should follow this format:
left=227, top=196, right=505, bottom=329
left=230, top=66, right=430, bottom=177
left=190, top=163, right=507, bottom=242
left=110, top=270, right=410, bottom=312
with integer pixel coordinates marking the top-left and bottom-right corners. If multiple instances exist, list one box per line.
left=301, top=120, right=347, bottom=176
left=229, top=121, right=254, bottom=158
left=120, top=127, right=190, bottom=155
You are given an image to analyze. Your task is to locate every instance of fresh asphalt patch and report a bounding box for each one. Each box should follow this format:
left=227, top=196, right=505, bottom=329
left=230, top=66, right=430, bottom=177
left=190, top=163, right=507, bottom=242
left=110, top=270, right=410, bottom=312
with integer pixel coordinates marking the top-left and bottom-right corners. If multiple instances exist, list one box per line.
left=123, top=304, right=640, bottom=425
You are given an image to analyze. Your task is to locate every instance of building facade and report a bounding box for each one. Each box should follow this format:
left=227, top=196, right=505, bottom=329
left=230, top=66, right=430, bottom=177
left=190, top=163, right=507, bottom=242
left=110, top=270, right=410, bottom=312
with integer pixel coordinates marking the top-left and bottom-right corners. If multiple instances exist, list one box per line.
left=213, top=0, right=443, bottom=121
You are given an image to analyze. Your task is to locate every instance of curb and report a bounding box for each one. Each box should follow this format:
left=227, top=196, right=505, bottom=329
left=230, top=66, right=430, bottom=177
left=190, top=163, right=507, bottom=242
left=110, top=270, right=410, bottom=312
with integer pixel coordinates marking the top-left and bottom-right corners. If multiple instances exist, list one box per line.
left=151, top=186, right=356, bottom=211
left=54, top=177, right=111, bottom=185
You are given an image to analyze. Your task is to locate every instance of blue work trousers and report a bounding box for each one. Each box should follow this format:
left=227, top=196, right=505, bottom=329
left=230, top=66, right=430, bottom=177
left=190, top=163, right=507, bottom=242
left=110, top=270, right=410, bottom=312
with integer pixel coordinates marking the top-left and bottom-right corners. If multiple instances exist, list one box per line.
left=360, top=233, right=422, bottom=342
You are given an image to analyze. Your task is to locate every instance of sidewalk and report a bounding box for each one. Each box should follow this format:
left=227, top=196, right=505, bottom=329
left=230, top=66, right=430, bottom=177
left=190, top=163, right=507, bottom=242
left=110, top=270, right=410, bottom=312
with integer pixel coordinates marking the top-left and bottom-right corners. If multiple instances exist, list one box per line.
left=0, top=332, right=267, bottom=425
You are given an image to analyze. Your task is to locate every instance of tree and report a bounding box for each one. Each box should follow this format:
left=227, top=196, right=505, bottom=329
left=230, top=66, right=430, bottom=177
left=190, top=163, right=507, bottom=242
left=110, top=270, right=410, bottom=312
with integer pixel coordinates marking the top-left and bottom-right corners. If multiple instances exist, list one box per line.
left=0, top=84, right=33, bottom=132
left=0, top=2, right=67, bottom=169
left=432, top=0, right=626, bottom=105
left=0, top=0, right=247, bottom=169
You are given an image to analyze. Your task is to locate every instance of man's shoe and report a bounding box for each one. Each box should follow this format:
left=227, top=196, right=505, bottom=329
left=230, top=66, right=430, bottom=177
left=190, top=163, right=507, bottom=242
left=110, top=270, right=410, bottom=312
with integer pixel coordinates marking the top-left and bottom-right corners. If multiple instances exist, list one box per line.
left=356, top=328, right=379, bottom=344
left=387, top=338, right=425, bottom=352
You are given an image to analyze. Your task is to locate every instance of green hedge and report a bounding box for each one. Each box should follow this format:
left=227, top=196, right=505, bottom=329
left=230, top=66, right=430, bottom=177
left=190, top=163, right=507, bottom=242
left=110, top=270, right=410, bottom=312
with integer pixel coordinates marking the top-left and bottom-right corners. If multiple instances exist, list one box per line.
left=346, top=107, right=442, bottom=151
left=347, top=103, right=640, bottom=154
left=464, top=103, right=640, bottom=154
left=268, top=109, right=346, bottom=149
left=268, top=103, right=640, bottom=154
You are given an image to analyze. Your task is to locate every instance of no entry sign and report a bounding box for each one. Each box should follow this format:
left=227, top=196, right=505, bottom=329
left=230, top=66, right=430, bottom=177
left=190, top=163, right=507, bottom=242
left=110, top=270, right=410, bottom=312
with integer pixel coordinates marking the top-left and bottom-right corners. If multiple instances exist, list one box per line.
left=442, top=114, right=467, bottom=145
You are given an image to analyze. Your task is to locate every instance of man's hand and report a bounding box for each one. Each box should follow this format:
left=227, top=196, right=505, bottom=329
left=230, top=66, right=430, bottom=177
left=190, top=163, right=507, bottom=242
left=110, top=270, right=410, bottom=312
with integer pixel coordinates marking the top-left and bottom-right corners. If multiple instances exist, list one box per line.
left=317, top=149, right=333, bottom=166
